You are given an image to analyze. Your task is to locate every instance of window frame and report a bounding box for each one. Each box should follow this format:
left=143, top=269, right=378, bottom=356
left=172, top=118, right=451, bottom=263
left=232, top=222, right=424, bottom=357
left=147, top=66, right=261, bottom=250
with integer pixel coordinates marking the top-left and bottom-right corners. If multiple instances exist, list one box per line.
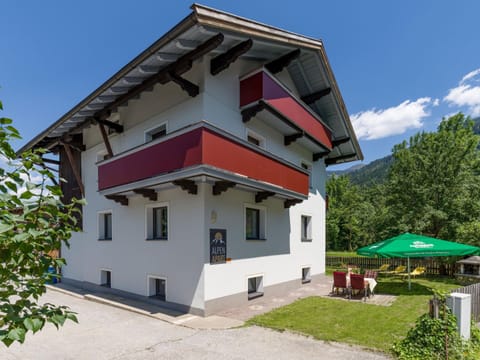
left=302, top=267, right=312, bottom=284
left=246, top=128, right=266, bottom=148
left=147, top=275, right=167, bottom=301
left=145, top=122, right=168, bottom=143
left=100, top=269, right=112, bottom=288
left=301, top=160, right=313, bottom=190
left=301, top=215, right=312, bottom=242
left=98, top=210, right=113, bottom=241
left=247, top=274, right=264, bottom=300
left=145, top=202, right=169, bottom=241
left=244, top=204, right=267, bottom=241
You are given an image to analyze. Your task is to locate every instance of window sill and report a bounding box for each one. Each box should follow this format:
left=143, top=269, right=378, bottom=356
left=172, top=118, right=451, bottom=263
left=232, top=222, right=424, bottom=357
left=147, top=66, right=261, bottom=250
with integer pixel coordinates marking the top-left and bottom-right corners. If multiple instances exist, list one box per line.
left=98, top=238, right=112, bottom=241
left=302, top=279, right=312, bottom=284
left=301, top=238, right=312, bottom=242
left=248, top=292, right=264, bottom=300
left=146, top=238, right=168, bottom=241
left=149, top=295, right=166, bottom=301
left=246, top=238, right=267, bottom=241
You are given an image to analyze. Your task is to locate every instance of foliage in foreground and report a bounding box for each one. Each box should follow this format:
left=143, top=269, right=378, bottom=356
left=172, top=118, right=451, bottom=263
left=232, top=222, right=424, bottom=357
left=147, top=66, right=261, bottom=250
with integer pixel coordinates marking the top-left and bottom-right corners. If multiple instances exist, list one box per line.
left=393, top=298, right=480, bottom=359
left=0, top=100, right=83, bottom=346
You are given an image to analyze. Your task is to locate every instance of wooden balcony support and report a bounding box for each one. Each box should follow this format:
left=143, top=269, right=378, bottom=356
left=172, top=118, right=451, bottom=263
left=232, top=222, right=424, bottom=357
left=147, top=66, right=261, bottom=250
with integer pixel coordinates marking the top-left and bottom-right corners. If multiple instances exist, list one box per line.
left=98, top=123, right=114, bottom=159
left=312, top=151, right=330, bottom=162
left=284, top=132, right=303, bottom=146
left=173, top=179, right=197, bottom=195
left=284, top=199, right=302, bottom=209
left=265, top=49, right=301, bottom=74
left=96, top=118, right=124, bottom=133
left=241, top=102, right=265, bottom=123
left=211, top=39, right=253, bottom=75
left=325, top=154, right=357, bottom=166
left=301, top=87, right=331, bottom=105
left=255, top=191, right=274, bottom=203
left=133, top=188, right=158, bottom=201
left=105, top=194, right=128, bottom=206
left=62, top=142, right=84, bottom=197
left=212, top=181, right=236, bottom=196
left=332, top=137, right=350, bottom=147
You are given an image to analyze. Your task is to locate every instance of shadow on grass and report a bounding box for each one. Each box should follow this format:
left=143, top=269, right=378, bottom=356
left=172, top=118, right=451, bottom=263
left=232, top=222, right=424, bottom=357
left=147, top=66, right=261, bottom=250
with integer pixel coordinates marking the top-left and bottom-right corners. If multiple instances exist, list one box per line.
left=377, top=278, right=434, bottom=296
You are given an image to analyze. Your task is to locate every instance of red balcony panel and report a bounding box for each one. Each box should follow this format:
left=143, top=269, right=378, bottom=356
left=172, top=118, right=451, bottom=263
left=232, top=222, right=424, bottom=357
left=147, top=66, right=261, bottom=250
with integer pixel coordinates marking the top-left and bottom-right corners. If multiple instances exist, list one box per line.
left=202, top=128, right=308, bottom=195
left=240, top=71, right=332, bottom=149
left=98, top=128, right=203, bottom=190
left=98, top=126, right=308, bottom=195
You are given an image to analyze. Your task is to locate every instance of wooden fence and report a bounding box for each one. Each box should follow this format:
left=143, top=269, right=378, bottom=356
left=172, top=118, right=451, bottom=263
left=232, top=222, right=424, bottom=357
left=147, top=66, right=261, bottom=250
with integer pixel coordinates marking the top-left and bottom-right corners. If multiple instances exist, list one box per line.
left=326, top=256, right=455, bottom=275
left=451, top=282, right=480, bottom=322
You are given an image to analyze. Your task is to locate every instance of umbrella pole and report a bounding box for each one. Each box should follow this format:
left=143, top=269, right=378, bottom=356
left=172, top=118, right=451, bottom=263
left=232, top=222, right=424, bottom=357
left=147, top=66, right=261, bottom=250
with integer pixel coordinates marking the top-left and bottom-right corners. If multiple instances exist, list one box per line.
left=408, top=257, right=411, bottom=291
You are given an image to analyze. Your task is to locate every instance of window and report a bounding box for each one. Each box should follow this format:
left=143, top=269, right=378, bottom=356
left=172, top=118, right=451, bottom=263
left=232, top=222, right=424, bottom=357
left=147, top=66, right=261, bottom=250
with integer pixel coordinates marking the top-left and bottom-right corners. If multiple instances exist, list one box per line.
left=246, top=129, right=265, bottom=148
left=301, top=161, right=313, bottom=189
left=98, top=212, right=112, bottom=240
left=145, top=123, right=167, bottom=142
left=301, top=215, right=312, bottom=242
left=146, top=203, right=168, bottom=240
left=248, top=275, right=264, bottom=300
left=148, top=277, right=166, bottom=301
left=100, top=270, right=111, bottom=288
left=245, top=205, right=266, bottom=240
left=302, top=267, right=311, bottom=284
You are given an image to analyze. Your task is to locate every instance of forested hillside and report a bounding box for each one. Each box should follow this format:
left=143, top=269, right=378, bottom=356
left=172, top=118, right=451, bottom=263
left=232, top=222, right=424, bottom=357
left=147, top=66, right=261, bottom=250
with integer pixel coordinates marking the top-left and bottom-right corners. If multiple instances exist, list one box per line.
left=326, top=114, right=480, bottom=251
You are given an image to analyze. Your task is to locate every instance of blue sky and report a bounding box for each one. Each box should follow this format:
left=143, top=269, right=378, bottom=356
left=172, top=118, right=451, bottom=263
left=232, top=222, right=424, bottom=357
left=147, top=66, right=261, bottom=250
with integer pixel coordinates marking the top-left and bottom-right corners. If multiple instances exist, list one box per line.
left=1, top=1, right=480, bottom=169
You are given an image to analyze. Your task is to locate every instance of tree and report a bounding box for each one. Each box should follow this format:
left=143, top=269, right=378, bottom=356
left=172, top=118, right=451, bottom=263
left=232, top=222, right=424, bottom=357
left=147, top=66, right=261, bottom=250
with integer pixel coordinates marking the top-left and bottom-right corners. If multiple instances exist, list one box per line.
left=326, top=175, right=375, bottom=251
left=0, top=100, right=82, bottom=346
left=386, top=113, right=480, bottom=240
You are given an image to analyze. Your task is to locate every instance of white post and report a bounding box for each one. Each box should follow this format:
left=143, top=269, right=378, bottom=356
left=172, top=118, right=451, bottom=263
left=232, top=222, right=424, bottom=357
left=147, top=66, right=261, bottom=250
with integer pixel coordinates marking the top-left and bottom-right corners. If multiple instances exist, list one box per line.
left=446, top=293, right=471, bottom=340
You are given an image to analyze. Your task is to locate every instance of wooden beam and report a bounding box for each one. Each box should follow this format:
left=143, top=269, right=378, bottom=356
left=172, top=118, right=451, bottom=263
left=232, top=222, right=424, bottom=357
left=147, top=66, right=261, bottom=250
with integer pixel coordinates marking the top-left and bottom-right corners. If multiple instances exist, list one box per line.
left=265, top=49, right=301, bottom=74
left=325, top=154, right=357, bottom=166
left=133, top=188, right=157, bottom=201
left=241, top=102, right=265, bottom=123
left=173, top=180, right=197, bottom=195
left=165, top=72, right=199, bottom=97
left=105, top=195, right=128, bottom=206
left=312, top=151, right=330, bottom=162
left=211, top=39, right=253, bottom=75
left=98, top=123, right=113, bottom=159
left=255, top=191, right=274, bottom=203
left=332, top=137, right=350, bottom=147
left=301, top=87, right=331, bottom=105
left=284, top=132, right=303, bottom=146
left=284, top=199, right=302, bottom=209
left=62, top=143, right=84, bottom=197
left=97, top=118, right=123, bottom=133
left=212, top=181, right=236, bottom=196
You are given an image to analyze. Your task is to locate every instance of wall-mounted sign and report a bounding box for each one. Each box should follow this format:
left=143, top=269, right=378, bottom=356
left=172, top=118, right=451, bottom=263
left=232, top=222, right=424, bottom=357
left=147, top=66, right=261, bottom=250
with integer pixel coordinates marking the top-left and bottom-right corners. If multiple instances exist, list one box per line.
left=210, top=229, right=226, bottom=264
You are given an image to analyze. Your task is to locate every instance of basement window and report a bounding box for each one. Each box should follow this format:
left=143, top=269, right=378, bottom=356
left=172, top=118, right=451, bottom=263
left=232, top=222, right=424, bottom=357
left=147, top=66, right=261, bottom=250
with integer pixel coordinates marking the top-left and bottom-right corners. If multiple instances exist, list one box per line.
left=145, top=123, right=167, bottom=142
left=302, top=267, right=311, bottom=284
left=148, top=277, right=166, bottom=301
left=247, top=275, right=264, bottom=300
left=100, top=270, right=111, bottom=288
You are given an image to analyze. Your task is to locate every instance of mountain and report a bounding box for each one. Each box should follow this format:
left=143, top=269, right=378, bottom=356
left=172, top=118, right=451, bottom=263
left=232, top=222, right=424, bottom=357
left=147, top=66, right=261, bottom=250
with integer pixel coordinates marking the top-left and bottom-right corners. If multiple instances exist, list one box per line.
left=329, top=116, right=480, bottom=187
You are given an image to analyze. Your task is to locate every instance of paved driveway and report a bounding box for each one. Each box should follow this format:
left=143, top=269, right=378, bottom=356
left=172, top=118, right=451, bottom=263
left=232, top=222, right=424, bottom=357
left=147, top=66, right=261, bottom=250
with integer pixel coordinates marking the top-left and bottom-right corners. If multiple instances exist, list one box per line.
left=2, top=290, right=391, bottom=360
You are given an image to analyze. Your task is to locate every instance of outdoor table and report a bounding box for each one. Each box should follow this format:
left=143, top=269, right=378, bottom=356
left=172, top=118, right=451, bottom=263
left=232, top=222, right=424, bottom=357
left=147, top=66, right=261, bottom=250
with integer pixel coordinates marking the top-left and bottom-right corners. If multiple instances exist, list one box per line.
left=364, top=277, right=377, bottom=296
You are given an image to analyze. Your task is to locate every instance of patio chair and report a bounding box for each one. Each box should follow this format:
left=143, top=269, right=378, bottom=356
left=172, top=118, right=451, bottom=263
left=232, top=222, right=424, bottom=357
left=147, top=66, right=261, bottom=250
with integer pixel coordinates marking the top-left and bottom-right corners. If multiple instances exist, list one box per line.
left=375, top=264, right=391, bottom=273
left=400, top=266, right=426, bottom=279
left=385, top=265, right=406, bottom=275
left=332, top=271, right=349, bottom=296
left=364, top=270, right=378, bottom=280
left=350, top=273, right=368, bottom=301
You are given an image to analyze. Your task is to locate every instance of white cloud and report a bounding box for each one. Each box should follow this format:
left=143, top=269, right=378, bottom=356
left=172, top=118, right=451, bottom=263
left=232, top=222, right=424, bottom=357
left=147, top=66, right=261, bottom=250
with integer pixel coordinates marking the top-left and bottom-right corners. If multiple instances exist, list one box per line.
left=444, top=68, right=480, bottom=117
left=350, top=97, right=432, bottom=140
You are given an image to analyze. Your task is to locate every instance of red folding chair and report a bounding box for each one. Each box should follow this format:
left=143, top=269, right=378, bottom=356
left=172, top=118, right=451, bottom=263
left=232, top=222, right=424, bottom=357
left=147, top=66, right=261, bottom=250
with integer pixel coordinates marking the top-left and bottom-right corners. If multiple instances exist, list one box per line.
left=350, top=273, right=367, bottom=301
left=332, top=271, right=348, bottom=296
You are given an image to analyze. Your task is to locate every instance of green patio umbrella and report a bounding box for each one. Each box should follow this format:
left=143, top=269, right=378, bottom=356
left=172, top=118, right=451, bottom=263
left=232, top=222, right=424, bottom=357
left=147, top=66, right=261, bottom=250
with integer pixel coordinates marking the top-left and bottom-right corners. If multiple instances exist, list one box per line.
left=357, top=233, right=480, bottom=289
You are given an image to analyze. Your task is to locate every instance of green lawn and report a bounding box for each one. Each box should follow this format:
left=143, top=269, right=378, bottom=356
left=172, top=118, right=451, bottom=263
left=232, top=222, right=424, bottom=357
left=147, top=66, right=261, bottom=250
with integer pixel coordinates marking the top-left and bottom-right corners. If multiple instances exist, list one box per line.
left=247, top=276, right=462, bottom=353
left=326, top=251, right=361, bottom=257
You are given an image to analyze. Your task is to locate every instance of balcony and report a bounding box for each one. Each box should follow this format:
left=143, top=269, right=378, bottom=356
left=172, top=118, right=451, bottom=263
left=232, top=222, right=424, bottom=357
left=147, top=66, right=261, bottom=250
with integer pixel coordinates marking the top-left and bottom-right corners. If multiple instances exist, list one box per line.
left=97, top=123, right=309, bottom=204
left=240, top=69, right=332, bottom=154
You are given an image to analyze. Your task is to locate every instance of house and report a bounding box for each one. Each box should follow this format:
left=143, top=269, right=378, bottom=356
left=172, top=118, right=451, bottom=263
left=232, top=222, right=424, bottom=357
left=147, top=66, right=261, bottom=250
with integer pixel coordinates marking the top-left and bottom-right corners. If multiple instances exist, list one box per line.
left=20, top=4, right=362, bottom=316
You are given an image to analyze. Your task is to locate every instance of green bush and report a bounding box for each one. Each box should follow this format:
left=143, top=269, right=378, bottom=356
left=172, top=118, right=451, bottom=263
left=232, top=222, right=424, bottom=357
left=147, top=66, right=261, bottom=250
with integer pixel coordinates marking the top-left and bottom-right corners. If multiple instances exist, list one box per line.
left=392, top=307, right=480, bottom=359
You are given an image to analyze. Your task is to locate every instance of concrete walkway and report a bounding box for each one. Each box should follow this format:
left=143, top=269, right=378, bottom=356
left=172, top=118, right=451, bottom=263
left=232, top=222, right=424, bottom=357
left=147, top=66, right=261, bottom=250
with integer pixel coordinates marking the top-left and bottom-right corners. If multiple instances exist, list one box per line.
left=48, top=274, right=397, bottom=326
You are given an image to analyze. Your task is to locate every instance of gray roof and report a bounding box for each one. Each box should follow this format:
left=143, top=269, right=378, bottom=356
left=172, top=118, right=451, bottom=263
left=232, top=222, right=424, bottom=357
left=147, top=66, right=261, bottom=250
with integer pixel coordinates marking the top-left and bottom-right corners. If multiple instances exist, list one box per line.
left=457, top=256, right=480, bottom=265
left=19, top=3, right=362, bottom=165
